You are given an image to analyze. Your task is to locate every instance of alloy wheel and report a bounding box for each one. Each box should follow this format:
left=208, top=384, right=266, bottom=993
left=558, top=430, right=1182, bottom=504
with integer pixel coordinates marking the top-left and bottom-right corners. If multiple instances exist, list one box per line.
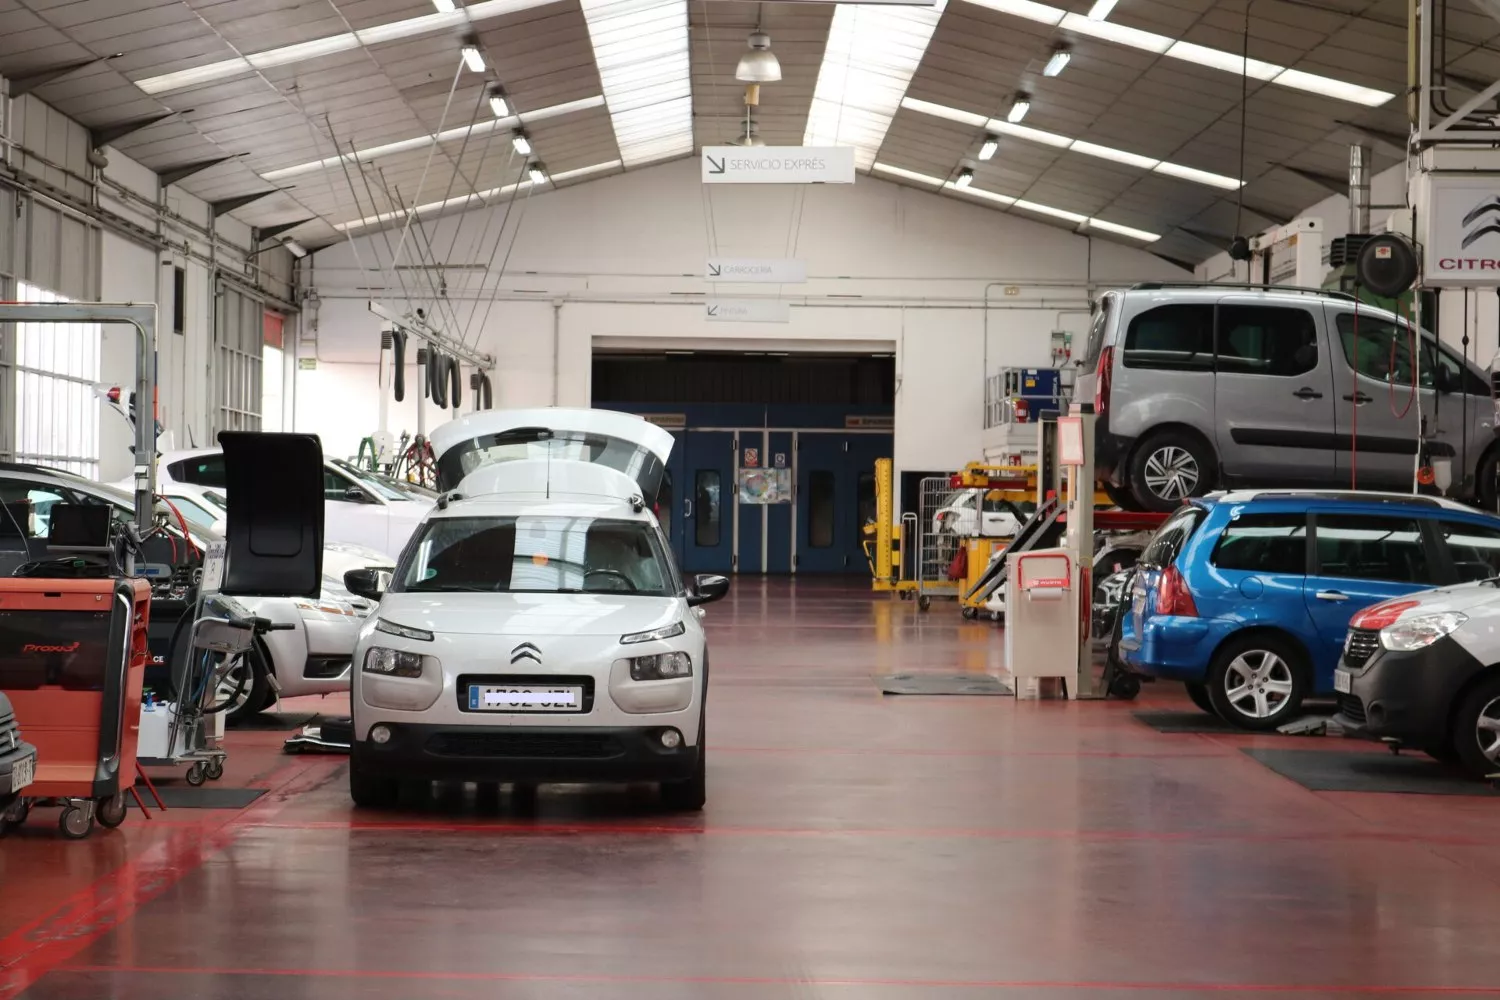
left=216, top=656, right=254, bottom=715
left=1143, top=446, right=1200, bottom=501
left=1222, top=650, right=1295, bottom=720
left=1475, top=696, right=1500, bottom=764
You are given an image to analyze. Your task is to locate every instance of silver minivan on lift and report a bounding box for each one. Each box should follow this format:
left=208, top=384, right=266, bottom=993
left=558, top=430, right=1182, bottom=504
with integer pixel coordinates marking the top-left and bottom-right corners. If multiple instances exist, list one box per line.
left=1076, top=283, right=1499, bottom=512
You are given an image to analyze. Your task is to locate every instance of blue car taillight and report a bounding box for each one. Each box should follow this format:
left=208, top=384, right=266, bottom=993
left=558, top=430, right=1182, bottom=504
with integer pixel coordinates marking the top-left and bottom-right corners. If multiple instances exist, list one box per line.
left=1154, top=564, right=1198, bottom=617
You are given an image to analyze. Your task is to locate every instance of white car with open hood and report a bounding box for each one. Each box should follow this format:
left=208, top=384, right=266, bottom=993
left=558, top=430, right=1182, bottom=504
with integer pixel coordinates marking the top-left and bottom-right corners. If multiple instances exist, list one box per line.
left=343, top=407, right=727, bottom=811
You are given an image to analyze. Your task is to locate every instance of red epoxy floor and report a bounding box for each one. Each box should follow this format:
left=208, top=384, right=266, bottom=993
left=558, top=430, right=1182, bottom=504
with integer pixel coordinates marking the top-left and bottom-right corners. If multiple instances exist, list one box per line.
left=2, top=577, right=1499, bottom=999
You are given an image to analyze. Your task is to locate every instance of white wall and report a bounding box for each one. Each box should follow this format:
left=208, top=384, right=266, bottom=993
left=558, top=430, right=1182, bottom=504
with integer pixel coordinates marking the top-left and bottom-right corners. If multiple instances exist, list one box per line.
left=303, top=159, right=1182, bottom=485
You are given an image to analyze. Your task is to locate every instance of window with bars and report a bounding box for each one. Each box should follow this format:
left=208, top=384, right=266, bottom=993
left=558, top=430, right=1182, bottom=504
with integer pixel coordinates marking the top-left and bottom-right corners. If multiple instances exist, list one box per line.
left=12, top=281, right=101, bottom=478
left=213, top=284, right=263, bottom=434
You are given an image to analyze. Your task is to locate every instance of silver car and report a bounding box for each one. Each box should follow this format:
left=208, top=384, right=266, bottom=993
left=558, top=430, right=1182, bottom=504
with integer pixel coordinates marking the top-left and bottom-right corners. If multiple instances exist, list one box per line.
left=1076, top=283, right=1499, bottom=512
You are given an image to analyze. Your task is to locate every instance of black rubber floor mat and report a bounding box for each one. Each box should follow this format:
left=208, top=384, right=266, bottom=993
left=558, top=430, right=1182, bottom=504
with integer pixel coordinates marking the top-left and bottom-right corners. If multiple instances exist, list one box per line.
left=875, top=673, right=1013, bottom=696
left=229, top=712, right=320, bottom=731
left=152, top=786, right=267, bottom=809
left=1133, top=710, right=1239, bottom=733
left=1242, top=748, right=1499, bottom=796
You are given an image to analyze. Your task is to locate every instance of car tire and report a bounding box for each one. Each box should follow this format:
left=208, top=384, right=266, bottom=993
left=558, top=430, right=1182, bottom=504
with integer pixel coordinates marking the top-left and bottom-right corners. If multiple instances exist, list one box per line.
left=1127, top=431, right=1215, bottom=513
left=1185, top=682, right=1216, bottom=715
left=1103, top=482, right=1142, bottom=511
left=661, top=745, right=706, bottom=811
left=1478, top=448, right=1500, bottom=512
left=1451, top=674, right=1500, bottom=779
left=1206, top=634, right=1307, bottom=732
left=349, top=756, right=399, bottom=809
left=222, top=644, right=272, bottom=726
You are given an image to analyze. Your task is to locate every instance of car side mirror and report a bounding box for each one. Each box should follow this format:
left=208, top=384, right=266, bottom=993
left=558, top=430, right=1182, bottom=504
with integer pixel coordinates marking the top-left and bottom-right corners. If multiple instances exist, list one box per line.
left=1435, top=367, right=1458, bottom=394
left=687, top=573, right=729, bottom=607
left=343, top=486, right=371, bottom=504
left=344, top=567, right=391, bottom=601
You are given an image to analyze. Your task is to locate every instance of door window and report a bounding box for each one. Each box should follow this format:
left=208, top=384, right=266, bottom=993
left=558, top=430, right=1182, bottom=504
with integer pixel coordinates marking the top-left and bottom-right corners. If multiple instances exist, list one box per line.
left=1211, top=512, right=1308, bottom=574
left=1335, top=313, right=1417, bottom=386
left=1122, top=304, right=1214, bottom=371
left=808, top=471, right=835, bottom=548
left=1423, top=341, right=1491, bottom=396
left=1439, top=520, right=1500, bottom=582
left=1140, top=504, right=1206, bottom=567
left=694, top=471, right=721, bottom=547
left=169, top=455, right=227, bottom=488
left=1314, top=514, right=1432, bottom=583
left=325, top=469, right=363, bottom=502
left=0, top=484, right=66, bottom=538
left=1216, top=305, right=1317, bottom=377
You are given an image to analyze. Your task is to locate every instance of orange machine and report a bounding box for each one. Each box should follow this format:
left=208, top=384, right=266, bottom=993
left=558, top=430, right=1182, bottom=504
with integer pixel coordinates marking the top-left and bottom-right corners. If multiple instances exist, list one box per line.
left=0, top=578, right=151, bottom=838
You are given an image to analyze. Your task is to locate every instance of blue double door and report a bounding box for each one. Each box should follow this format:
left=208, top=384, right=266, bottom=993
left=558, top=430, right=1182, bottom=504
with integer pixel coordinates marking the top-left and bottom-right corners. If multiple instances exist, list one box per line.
left=661, top=430, right=888, bottom=575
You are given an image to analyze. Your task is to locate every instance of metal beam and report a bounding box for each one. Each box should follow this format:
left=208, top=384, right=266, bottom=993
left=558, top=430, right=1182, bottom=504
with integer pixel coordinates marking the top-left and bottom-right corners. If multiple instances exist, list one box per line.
left=7, top=56, right=116, bottom=97
left=89, top=111, right=181, bottom=150
left=369, top=301, right=494, bottom=371
left=160, top=154, right=242, bottom=188
left=210, top=191, right=277, bottom=218
left=1180, top=226, right=1233, bottom=248
left=1334, top=119, right=1408, bottom=155
left=1281, top=165, right=1347, bottom=197
left=0, top=302, right=158, bottom=546
left=256, top=218, right=315, bottom=242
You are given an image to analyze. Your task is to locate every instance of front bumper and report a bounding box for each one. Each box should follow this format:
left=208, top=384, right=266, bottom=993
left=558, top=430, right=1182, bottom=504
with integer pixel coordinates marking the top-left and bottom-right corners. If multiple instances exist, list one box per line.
left=1333, top=635, right=1482, bottom=747
left=352, top=723, right=699, bottom=783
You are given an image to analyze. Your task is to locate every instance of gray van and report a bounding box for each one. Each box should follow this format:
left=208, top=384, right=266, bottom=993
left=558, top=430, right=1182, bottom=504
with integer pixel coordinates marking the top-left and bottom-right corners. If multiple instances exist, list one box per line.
left=1077, top=283, right=1499, bottom=512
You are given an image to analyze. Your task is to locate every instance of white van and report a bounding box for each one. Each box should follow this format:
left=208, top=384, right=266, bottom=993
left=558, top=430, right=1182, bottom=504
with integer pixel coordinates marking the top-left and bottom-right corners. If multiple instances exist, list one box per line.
left=342, top=409, right=727, bottom=811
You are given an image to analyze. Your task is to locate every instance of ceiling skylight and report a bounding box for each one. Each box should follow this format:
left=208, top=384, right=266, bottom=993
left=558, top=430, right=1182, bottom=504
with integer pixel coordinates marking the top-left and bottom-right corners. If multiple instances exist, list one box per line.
left=580, top=0, right=693, bottom=168
left=900, top=96, right=1243, bottom=190
left=964, top=0, right=1395, bottom=107
left=261, top=96, right=606, bottom=182
left=803, top=0, right=948, bottom=170
left=134, top=0, right=549, bottom=95
left=871, top=162, right=1159, bottom=242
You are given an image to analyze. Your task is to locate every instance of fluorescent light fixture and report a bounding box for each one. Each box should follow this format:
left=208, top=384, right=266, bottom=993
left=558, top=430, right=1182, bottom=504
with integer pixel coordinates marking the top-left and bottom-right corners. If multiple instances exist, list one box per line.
left=978, top=136, right=999, bottom=160
left=871, top=163, right=944, bottom=186
left=803, top=0, right=948, bottom=170
left=461, top=44, right=486, bottom=72
left=1014, top=199, right=1088, bottom=223
left=1007, top=95, right=1031, bottom=123
left=580, top=0, right=694, bottom=168
left=133, top=0, right=550, bottom=95
left=528, top=164, right=548, bottom=185
left=1087, top=218, right=1159, bottom=241
left=955, top=168, right=974, bottom=188
left=489, top=90, right=509, bottom=117
left=512, top=131, right=532, bottom=156
left=1087, top=0, right=1117, bottom=19
left=964, top=0, right=1395, bottom=107
left=901, top=96, right=1243, bottom=190
left=260, top=95, right=604, bottom=181
left=281, top=238, right=309, bottom=258
left=901, top=97, right=986, bottom=128
left=433, top=0, right=458, bottom=10
left=944, top=181, right=1013, bottom=206
left=550, top=160, right=622, bottom=182
left=1042, top=48, right=1071, bottom=77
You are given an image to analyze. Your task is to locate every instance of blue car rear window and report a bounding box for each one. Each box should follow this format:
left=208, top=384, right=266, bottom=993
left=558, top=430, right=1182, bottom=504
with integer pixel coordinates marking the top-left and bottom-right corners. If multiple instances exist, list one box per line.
left=1211, top=513, right=1307, bottom=574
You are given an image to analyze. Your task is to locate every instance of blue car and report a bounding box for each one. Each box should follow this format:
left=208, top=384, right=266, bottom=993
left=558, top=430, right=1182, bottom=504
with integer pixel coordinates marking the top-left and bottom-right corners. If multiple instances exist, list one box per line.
left=1118, top=490, right=1500, bottom=730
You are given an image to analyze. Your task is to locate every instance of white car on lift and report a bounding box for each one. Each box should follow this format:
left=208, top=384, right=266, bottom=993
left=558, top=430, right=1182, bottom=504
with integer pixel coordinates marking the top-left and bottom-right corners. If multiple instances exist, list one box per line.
left=140, top=448, right=432, bottom=560
left=342, top=408, right=727, bottom=811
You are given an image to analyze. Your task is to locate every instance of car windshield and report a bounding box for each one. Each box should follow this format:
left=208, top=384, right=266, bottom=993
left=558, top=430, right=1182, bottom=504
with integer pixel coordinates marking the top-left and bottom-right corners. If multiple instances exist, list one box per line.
left=395, top=515, right=675, bottom=596
left=331, top=459, right=411, bottom=502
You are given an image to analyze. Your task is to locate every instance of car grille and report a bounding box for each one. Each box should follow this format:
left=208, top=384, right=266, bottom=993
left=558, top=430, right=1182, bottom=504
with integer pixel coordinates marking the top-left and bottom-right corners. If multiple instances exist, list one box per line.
left=1336, top=694, right=1367, bottom=725
left=425, top=732, right=623, bottom=759
left=1343, top=629, right=1380, bottom=669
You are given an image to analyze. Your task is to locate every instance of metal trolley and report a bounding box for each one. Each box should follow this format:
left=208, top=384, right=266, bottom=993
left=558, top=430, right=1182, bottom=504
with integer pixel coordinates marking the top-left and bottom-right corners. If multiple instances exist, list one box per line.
left=913, top=475, right=964, bottom=612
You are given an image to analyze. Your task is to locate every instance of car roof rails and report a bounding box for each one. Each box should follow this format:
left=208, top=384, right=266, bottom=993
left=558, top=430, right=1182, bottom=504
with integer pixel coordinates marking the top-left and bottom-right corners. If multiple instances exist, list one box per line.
left=1128, top=281, right=1355, bottom=302
left=1223, top=489, right=1452, bottom=508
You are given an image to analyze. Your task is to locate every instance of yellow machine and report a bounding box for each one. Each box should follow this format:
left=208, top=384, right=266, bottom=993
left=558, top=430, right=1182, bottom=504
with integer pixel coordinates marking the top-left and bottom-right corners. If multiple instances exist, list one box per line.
left=863, top=458, right=917, bottom=596
left=950, top=462, right=1113, bottom=507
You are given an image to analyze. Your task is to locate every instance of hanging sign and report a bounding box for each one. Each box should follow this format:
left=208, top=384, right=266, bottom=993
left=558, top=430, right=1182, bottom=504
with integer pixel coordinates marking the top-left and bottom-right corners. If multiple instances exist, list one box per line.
left=297, top=358, right=317, bottom=370
left=706, top=299, right=790, bottom=323
left=702, top=146, right=855, bottom=185
left=705, top=258, right=806, bottom=283
left=1420, top=172, right=1500, bottom=286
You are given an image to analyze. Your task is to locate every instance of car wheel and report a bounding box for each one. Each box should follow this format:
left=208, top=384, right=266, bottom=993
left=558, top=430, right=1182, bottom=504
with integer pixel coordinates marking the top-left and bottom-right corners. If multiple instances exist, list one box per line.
left=220, top=644, right=271, bottom=725
left=1103, top=482, right=1142, bottom=511
left=1478, top=448, right=1500, bottom=512
left=1128, top=431, right=1214, bottom=513
left=1452, top=675, right=1500, bottom=779
left=1185, top=682, right=1216, bottom=715
left=349, top=756, right=399, bottom=809
left=1206, top=635, right=1307, bottom=731
left=661, top=745, right=706, bottom=811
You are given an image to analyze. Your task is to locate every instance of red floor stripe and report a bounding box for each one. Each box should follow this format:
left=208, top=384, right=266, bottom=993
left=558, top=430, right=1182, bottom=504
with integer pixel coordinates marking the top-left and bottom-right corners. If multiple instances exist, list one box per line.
left=232, top=818, right=1495, bottom=847
left=54, top=963, right=1500, bottom=994
left=0, top=758, right=338, bottom=1000
left=712, top=745, right=1228, bottom=758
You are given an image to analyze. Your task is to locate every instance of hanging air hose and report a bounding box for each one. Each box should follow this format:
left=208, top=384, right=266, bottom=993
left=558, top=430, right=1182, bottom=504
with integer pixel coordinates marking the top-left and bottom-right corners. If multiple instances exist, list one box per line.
left=428, top=349, right=448, bottom=408
left=446, top=355, right=462, bottom=410
left=389, top=328, right=408, bottom=401
left=471, top=372, right=493, bottom=409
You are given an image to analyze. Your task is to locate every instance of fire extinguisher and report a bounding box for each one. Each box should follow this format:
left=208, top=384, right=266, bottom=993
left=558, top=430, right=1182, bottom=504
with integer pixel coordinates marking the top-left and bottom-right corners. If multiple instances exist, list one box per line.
left=1013, top=398, right=1030, bottom=423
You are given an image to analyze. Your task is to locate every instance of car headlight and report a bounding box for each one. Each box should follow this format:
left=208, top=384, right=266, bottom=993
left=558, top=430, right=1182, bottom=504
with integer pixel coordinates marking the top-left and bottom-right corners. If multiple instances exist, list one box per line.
left=621, top=621, right=685, bottom=645
left=1379, top=612, right=1467, bottom=652
left=375, top=618, right=433, bottom=642
left=629, top=651, right=693, bottom=681
left=363, top=646, right=426, bottom=678
left=295, top=599, right=358, bottom=617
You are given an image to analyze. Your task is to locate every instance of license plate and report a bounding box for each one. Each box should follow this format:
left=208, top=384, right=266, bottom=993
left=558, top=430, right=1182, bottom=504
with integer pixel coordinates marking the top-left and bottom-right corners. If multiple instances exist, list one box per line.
left=468, top=685, right=583, bottom=712
left=8, top=754, right=34, bottom=794
left=1333, top=669, right=1352, bottom=694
